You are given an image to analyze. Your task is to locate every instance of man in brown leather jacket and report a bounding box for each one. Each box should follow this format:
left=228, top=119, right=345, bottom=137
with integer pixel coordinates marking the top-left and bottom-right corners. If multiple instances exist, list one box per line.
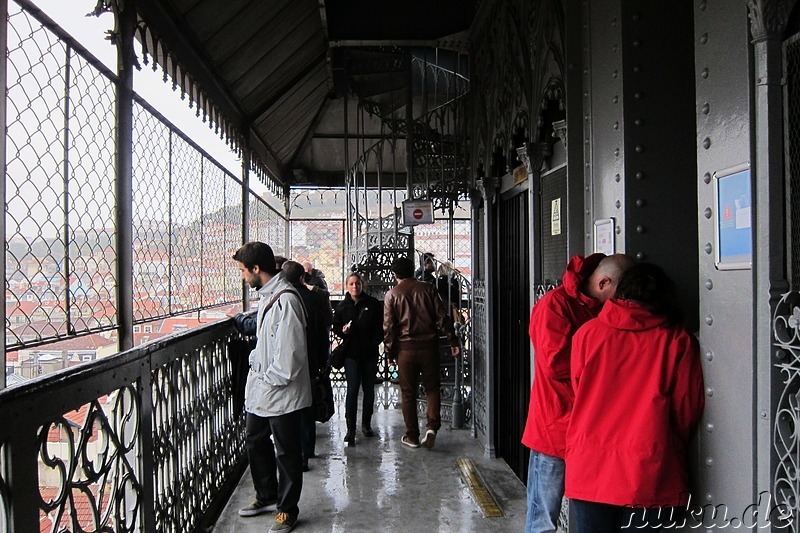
left=383, top=256, right=460, bottom=449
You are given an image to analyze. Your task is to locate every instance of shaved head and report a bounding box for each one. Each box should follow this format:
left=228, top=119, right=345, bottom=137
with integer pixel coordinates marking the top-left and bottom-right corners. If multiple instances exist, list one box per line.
left=584, top=253, right=635, bottom=302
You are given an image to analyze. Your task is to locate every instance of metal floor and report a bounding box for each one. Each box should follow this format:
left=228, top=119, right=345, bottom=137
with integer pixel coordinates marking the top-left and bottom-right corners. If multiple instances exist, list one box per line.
left=213, top=385, right=527, bottom=532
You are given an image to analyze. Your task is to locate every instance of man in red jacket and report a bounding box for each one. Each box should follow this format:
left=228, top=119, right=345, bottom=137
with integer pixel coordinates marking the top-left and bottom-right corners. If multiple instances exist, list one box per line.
left=521, top=253, right=634, bottom=533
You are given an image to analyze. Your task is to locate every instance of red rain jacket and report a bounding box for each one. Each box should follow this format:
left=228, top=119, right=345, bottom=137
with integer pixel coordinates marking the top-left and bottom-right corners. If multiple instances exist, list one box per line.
left=565, top=299, right=705, bottom=507
left=521, top=254, right=605, bottom=458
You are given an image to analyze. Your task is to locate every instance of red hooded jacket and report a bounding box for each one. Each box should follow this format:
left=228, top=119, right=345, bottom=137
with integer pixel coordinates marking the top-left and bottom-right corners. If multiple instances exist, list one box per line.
left=565, top=299, right=704, bottom=507
left=521, top=254, right=605, bottom=458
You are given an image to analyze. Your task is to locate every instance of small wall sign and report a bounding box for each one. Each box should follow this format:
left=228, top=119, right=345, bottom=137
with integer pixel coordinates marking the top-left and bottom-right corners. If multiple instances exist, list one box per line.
left=551, top=198, right=562, bottom=236
left=713, top=163, right=751, bottom=270
left=594, top=218, right=616, bottom=255
left=401, top=200, right=434, bottom=225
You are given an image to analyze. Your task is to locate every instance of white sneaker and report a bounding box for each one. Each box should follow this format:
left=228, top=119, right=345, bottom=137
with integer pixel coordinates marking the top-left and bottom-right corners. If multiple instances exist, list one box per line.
left=421, top=429, right=437, bottom=449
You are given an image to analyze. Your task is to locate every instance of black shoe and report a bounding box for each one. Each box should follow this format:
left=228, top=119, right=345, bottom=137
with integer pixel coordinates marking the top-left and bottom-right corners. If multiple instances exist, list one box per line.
left=344, top=432, right=356, bottom=446
left=302, top=462, right=310, bottom=472
left=362, top=425, right=375, bottom=437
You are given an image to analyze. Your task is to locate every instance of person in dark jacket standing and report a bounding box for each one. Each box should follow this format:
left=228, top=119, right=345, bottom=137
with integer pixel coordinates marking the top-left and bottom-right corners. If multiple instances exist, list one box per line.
left=332, top=272, right=384, bottom=445
left=384, top=257, right=459, bottom=450
left=521, top=253, right=634, bottom=533
left=565, top=263, right=704, bottom=531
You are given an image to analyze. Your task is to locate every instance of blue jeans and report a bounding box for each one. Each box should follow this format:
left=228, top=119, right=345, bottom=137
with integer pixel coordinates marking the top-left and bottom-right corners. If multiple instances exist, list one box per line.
left=572, top=499, right=665, bottom=532
left=525, top=450, right=565, bottom=533
left=343, top=355, right=378, bottom=425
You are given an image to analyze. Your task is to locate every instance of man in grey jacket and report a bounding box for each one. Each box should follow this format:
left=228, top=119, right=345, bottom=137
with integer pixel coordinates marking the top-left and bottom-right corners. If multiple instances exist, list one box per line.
left=233, top=241, right=310, bottom=533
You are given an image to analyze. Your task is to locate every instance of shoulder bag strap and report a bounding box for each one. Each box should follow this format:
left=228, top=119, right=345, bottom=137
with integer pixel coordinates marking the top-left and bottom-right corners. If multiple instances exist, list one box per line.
left=258, top=289, right=302, bottom=331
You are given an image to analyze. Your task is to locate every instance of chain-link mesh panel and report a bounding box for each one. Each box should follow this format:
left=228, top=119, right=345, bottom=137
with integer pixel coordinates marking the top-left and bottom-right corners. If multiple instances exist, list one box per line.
left=170, top=135, right=203, bottom=314
left=6, top=3, right=117, bottom=349
left=290, top=219, right=346, bottom=296
left=132, top=102, right=171, bottom=322
left=412, top=217, right=471, bottom=282
left=202, top=160, right=239, bottom=307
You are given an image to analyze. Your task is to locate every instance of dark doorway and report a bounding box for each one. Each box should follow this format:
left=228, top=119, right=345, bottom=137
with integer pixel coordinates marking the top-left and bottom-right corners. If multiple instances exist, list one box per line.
left=494, top=190, right=530, bottom=481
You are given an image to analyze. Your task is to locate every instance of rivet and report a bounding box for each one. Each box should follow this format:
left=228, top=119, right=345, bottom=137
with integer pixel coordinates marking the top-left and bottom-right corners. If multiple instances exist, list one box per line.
left=632, top=39, right=641, bottom=48
left=635, top=171, right=644, bottom=179
left=706, top=423, right=714, bottom=433
left=635, top=144, right=644, bottom=153
left=633, top=65, right=641, bottom=73
left=636, top=198, right=645, bottom=207
left=776, top=349, right=786, bottom=360
left=705, top=457, right=713, bottom=466
left=634, top=91, right=643, bottom=99
left=705, top=350, right=713, bottom=361
left=632, top=13, right=640, bottom=21
left=634, top=118, right=643, bottom=126
left=701, top=68, right=709, bottom=79
left=612, top=70, right=618, bottom=78
left=584, top=68, right=589, bottom=75
left=613, top=121, right=619, bottom=130
left=703, top=172, right=711, bottom=184
left=584, top=91, right=589, bottom=97
left=611, top=17, right=617, bottom=27
left=702, top=103, right=710, bottom=115
left=614, top=148, right=620, bottom=156
left=704, top=243, right=713, bottom=254
left=586, top=209, right=591, bottom=215
left=584, top=114, right=589, bottom=120
left=615, top=226, right=621, bottom=234
left=700, top=33, right=708, bottom=44
left=636, top=225, right=645, bottom=233
left=636, top=251, right=645, bottom=260
left=614, top=173, right=621, bottom=182
left=585, top=185, right=590, bottom=191
left=760, top=411, right=768, bottom=419
left=700, top=1, right=707, bottom=11
left=704, top=207, right=712, bottom=219
left=705, top=315, right=713, bottom=326
left=612, top=95, right=619, bottom=104
left=703, top=137, right=711, bottom=149
left=615, top=200, right=621, bottom=209
left=612, top=44, right=618, bottom=52
left=585, top=139, right=590, bottom=145
left=705, top=279, right=713, bottom=290
left=706, top=386, right=713, bottom=396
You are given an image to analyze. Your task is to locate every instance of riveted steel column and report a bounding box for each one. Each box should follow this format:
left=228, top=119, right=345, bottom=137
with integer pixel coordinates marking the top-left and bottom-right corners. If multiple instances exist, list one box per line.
left=478, top=176, right=498, bottom=458
left=748, top=0, right=795, bottom=508
left=241, top=147, right=250, bottom=310
left=115, top=0, right=135, bottom=351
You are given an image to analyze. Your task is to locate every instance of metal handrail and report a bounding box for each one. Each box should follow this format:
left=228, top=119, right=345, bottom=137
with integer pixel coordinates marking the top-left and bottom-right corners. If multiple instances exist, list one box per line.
left=0, top=318, right=248, bottom=532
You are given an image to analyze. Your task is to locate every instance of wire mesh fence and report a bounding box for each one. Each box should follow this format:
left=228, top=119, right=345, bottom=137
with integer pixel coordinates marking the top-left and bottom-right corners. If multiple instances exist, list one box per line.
left=5, top=1, right=287, bottom=358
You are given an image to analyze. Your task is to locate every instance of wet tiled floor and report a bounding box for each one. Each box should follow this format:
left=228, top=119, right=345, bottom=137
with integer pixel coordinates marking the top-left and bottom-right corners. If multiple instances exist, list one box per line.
left=214, top=385, right=527, bottom=532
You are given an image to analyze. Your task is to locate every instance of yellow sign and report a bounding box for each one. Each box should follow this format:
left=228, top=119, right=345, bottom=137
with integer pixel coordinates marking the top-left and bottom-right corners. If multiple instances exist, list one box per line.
left=513, top=164, right=527, bottom=185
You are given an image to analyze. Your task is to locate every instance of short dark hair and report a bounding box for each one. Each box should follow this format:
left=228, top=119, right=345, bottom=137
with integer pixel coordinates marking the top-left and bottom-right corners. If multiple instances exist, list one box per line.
left=615, top=263, right=683, bottom=325
left=282, top=260, right=305, bottom=284
left=232, top=241, right=276, bottom=275
left=392, top=257, right=415, bottom=279
left=274, top=255, right=288, bottom=269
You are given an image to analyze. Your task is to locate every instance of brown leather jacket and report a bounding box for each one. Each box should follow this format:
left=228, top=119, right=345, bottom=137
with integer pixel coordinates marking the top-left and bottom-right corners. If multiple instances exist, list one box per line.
left=383, top=277, right=457, bottom=356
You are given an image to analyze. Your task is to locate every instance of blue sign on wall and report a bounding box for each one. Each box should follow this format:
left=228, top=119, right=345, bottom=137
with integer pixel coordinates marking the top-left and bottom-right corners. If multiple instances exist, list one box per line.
left=714, top=163, right=751, bottom=270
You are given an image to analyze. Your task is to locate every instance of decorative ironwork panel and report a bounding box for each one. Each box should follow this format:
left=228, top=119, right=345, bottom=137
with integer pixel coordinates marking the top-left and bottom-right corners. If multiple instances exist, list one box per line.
left=152, top=337, right=243, bottom=532
left=132, top=102, right=172, bottom=323
left=38, top=386, right=142, bottom=532
left=6, top=2, right=119, bottom=348
left=773, top=291, right=800, bottom=530
left=472, top=279, right=487, bottom=438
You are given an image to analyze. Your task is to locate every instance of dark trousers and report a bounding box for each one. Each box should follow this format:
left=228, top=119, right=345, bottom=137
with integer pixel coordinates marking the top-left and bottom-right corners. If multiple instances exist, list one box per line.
left=245, top=410, right=303, bottom=516
left=397, top=347, right=440, bottom=440
left=572, top=499, right=666, bottom=533
left=299, top=405, right=316, bottom=463
left=343, top=355, right=378, bottom=425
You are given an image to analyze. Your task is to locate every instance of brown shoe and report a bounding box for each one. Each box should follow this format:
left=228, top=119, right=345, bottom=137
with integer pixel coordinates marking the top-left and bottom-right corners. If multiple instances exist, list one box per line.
left=421, top=429, right=437, bottom=449
left=401, top=435, right=420, bottom=448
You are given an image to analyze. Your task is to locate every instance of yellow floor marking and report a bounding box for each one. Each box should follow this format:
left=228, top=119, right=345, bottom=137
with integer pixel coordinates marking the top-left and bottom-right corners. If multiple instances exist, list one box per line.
left=456, top=458, right=504, bottom=518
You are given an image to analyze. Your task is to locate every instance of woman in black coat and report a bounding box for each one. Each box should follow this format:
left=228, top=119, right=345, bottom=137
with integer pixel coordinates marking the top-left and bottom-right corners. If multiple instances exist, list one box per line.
left=332, top=272, right=384, bottom=445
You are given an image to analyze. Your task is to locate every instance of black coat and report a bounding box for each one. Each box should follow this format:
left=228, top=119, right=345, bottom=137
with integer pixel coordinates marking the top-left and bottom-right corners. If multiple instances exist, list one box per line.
left=332, top=293, right=384, bottom=361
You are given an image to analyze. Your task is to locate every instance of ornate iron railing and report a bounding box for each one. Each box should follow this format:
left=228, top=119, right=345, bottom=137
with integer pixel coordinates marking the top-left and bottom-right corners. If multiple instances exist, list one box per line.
left=773, top=291, right=800, bottom=529
left=0, top=318, right=247, bottom=532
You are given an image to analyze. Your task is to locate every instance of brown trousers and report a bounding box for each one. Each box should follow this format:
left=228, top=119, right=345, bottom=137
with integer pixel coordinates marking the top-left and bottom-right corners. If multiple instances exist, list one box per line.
left=397, top=346, right=441, bottom=440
